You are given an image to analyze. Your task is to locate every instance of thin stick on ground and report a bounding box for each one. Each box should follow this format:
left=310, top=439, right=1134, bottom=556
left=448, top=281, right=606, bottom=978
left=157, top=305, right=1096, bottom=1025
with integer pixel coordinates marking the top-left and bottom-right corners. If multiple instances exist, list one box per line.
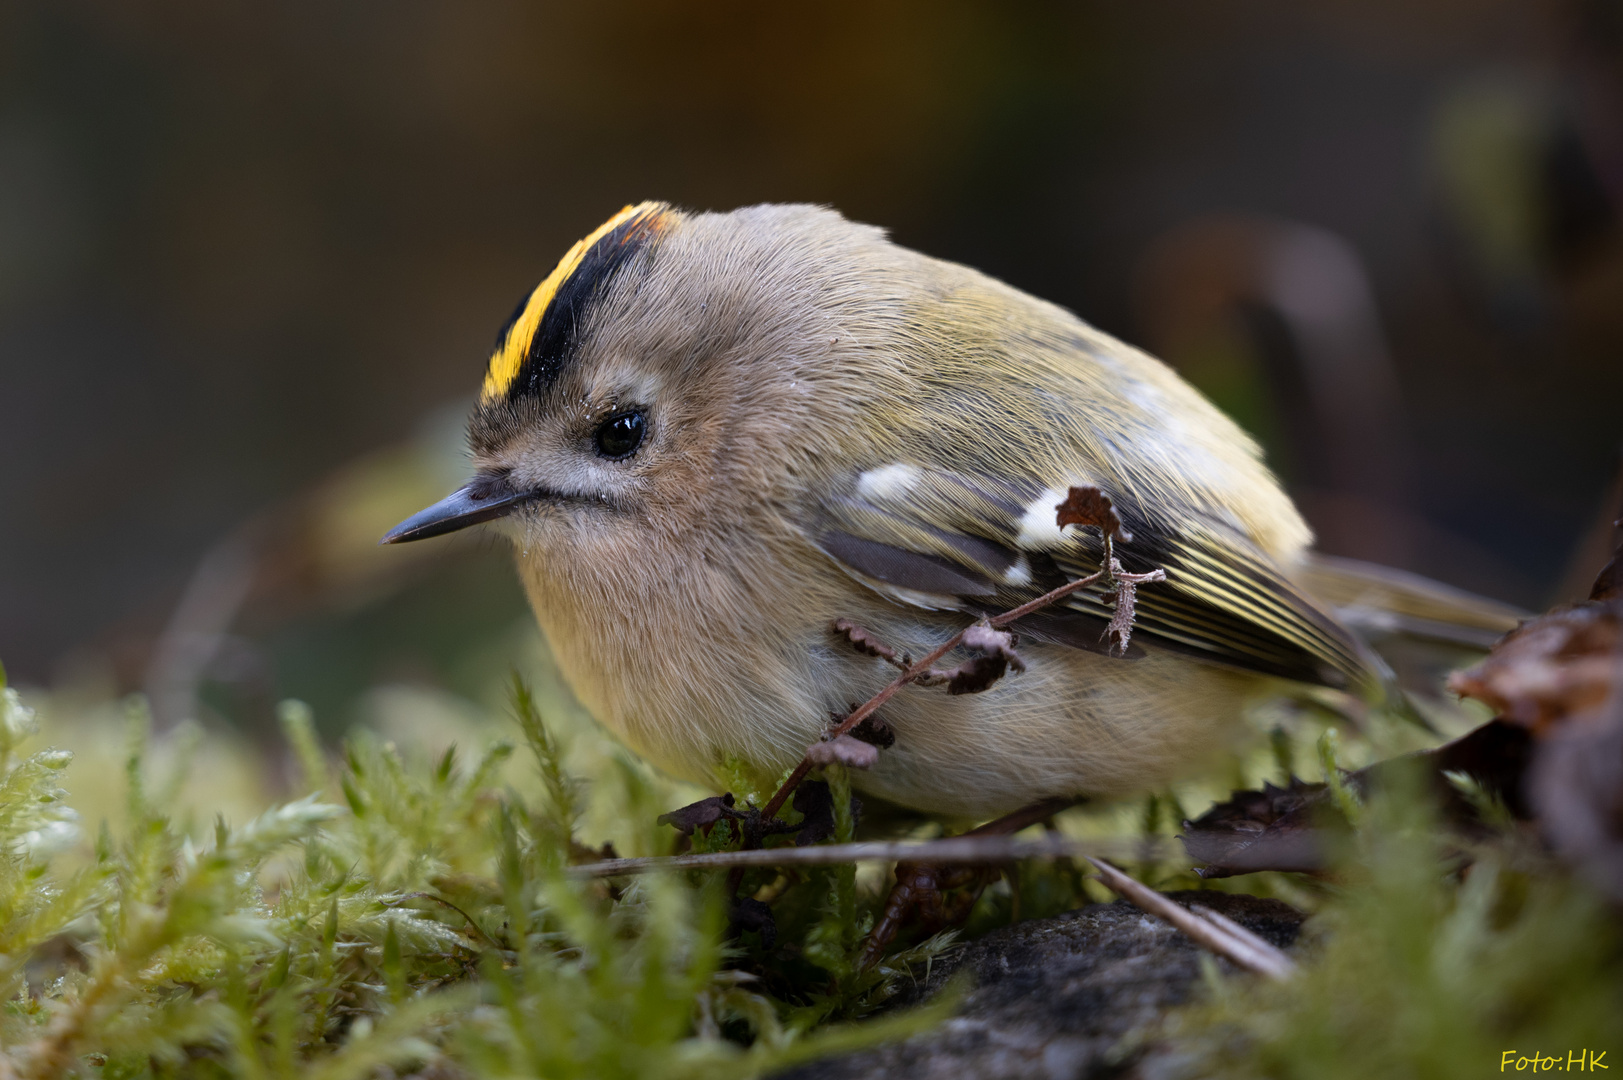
left=570, top=833, right=1176, bottom=878
left=1085, top=855, right=1296, bottom=981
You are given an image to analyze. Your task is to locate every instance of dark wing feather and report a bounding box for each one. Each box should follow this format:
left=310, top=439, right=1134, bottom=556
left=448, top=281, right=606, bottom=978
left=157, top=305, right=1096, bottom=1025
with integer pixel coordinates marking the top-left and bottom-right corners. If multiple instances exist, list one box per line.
left=809, top=466, right=1377, bottom=692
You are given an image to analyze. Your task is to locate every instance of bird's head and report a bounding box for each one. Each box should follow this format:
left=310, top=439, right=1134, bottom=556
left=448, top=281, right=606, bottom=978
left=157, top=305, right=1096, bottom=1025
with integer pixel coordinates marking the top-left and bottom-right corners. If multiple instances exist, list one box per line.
left=382, top=202, right=882, bottom=559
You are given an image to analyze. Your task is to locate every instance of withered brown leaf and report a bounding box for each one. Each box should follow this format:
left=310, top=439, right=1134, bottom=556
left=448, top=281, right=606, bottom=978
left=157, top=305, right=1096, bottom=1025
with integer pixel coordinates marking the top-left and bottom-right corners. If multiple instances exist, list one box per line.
left=935, top=654, right=1012, bottom=695
left=1529, top=688, right=1623, bottom=902
left=1182, top=719, right=1536, bottom=877
left=925, top=621, right=1028, bottom=695
left=656, top=793, right=740, bottom=836
left=1181, top=779, right=1335, bottom=878
left=1055, top=485, right=1133, bottom=542
left=791, top=779, right=839, bottom=846
left=831, top=618, right=905, bottom=667
left=846, top=711, right=896, bottom=749
left=1447, top=603, right=1619, bottom=733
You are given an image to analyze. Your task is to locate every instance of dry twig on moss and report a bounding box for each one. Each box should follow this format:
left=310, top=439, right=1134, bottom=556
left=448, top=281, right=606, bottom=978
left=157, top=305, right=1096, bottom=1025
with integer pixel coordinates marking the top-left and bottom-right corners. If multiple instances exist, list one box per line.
left=1085, top=856, right=1296, bottom=981
left=569, top=833, right=1176, bottom=878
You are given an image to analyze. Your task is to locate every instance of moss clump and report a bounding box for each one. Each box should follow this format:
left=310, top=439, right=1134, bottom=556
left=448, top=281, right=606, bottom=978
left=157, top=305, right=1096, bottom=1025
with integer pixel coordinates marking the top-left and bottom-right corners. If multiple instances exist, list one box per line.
left=1, top=657, right=1618, bottom=1079
left=0, top=667, right=949, bottom=1079
left=1151, top=760, right=1623, bottom=1079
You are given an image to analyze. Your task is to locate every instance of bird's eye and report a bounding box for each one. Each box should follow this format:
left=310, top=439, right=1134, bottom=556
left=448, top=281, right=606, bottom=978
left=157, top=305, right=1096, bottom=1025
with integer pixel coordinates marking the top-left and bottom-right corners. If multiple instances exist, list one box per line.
left=593, top=411, right=646, bottom=459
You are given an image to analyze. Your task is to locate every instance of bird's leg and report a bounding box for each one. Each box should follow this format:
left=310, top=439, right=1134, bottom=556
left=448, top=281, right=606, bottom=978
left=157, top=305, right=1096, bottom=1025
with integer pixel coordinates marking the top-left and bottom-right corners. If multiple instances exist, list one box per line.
left=859, top=796, right=1079, bottom=966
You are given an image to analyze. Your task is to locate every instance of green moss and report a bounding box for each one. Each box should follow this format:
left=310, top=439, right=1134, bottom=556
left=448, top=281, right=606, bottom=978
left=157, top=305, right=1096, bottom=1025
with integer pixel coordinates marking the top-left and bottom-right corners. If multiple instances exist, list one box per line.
left=0, top=669, right=948, bottom=1078
left=1155, top=761, right=1623, bottom=1079
left=1, top=660, right=1618, bottom=1078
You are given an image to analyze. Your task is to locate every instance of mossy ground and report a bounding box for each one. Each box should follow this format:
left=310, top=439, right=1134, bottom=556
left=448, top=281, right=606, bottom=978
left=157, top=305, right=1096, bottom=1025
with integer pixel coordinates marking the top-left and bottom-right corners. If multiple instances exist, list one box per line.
left=0, top=660, right=1617, bottom=1078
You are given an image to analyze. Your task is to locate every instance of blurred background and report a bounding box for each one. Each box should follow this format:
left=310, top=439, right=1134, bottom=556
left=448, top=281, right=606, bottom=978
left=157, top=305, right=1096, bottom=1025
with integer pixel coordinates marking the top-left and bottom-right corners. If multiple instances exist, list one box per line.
left=2, top=0, right=1621, bottom=742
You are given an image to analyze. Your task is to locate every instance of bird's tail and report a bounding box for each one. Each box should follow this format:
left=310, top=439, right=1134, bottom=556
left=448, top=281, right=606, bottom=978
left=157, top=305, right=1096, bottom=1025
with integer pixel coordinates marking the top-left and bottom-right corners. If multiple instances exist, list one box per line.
left=1300, top=554, right=1525, bottom=650
left=1298, top=553, right=1527, bottom=709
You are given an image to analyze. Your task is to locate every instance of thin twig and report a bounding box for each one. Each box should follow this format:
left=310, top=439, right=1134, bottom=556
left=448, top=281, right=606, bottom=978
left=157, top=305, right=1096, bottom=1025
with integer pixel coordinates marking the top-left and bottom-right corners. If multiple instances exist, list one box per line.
left=760, top=627, right=967, bottom=819
left=1085, top=856, right=1296, bottom=981
left=571, top=834, right=1174, bottom=878
left=987, top=566, right=1108, bottom=628
left=1188, top=905, right=1295, bottom=971
left=760, top=567, right=1112, bottom=822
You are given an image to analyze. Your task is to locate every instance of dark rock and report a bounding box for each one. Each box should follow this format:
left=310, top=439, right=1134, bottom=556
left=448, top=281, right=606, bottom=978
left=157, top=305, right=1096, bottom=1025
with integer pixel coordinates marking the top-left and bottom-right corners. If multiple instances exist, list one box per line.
left=776, top=891, right=1305, bottom=1080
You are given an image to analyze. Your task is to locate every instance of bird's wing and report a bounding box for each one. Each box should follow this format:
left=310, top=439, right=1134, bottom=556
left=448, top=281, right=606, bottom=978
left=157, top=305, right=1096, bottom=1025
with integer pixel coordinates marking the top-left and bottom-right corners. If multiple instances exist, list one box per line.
left=807, top=464, right=1376, bottom=692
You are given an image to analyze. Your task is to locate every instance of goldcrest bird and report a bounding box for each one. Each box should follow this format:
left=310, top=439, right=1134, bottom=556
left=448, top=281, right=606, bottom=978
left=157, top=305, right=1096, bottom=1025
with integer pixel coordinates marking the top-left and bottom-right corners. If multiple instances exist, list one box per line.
left=382, top=202, right=1509, bottom=818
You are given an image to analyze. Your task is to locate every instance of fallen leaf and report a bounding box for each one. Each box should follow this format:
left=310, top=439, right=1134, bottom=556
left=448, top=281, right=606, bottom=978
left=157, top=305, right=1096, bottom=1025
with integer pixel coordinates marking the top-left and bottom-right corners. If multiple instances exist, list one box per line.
left=1448, top=603, right=1619, bottom=732
left=657, top=793, right=740, bottom=836
left=1181, top=779, right=1336, bottom=878
left=1418, top=716, right=1535, bottom=821
left=1182, top=719, right=1536, bottom=877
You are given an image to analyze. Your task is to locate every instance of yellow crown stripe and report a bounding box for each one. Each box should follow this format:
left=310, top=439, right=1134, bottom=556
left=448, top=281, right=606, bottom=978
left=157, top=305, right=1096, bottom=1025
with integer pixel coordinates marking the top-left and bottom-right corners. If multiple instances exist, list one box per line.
left=481, top=202, right=659, bottom=402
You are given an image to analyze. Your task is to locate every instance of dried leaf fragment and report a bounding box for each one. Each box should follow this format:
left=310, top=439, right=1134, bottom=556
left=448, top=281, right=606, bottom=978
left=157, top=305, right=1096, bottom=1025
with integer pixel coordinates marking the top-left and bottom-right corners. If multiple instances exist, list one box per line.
left=729, top=897, right=776, bottom=948
left=1182, top=718, right=1537, bottom=877
left=804, top=734, right=880, bottom=770
left=832, top=618, right=905, bottom=667
left=846, top=711, right=895, bottom=749
left=657, top=793, right=740, bottom=836
left=1181, top=779, right=1335, bottom=878
left=1055, top=485, right=1132, bottom=542
left=1438, top=592, right=1623, bottom=896
left=1447, top=603, right=1619, bottom=732
left=962, top=622, right=1019, bottom=657
left=922, top=621, right=1028, bottom=695
left=929, top=654, right=1011, bottom=695
left=1529, top=686, right=1623, bottom=902
left=1102, top=565, right=1168, bottom=655
left=790, top=779, right=839, bottom=846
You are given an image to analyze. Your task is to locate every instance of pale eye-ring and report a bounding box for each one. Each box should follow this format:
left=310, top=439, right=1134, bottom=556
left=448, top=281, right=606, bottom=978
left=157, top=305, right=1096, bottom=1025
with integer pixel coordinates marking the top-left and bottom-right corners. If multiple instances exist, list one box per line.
left=593, top=410, right=646, bottom=459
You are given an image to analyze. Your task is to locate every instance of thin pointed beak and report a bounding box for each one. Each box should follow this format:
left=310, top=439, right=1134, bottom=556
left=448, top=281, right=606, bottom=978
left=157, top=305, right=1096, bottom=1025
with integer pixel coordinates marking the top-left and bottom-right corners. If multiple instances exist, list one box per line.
left=380, top=474, right=534, bottom=544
